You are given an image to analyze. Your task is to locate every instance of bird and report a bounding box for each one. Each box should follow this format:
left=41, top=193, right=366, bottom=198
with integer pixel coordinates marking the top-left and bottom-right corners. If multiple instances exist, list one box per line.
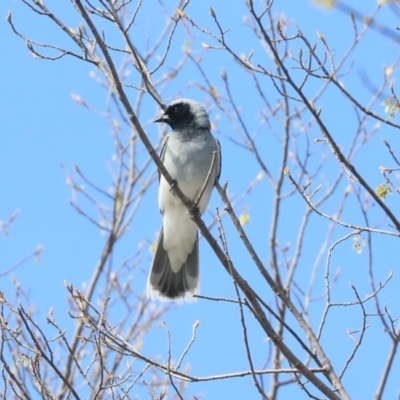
left=147, top=99, right=221, bottom=301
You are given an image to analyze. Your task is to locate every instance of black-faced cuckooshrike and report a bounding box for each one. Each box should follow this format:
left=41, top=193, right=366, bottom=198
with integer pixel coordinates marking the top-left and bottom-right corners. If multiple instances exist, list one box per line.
left=147, top=99, right=221, bottom=301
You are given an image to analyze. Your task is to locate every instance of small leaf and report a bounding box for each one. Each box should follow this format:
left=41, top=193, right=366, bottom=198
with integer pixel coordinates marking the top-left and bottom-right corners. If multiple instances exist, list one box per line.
left=115, top=189, right=123, bottom=212
left=378, top=0, right=396, bottom=5
left=385, top=67, right=393, bottom=77
left=150, top=243, right=157, bottom=254
left=239, top=212, right=250, bottom=226
left=352, top=235, right=365, bottom=254
left=176, top=8, right=185, bottom=18
left=376, top=184, right=392, bottom=200
left=313, top=0, right=335, bottom=9
left=283, top=167, right=290, bottom=176
left=382, top=98, right=399, bottom=118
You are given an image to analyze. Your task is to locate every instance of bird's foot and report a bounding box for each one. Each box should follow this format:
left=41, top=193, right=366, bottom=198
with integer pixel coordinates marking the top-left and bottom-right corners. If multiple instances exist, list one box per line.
left=189, top=205, right=201, bottom=219
left=169, top=179, right=177, bottom=191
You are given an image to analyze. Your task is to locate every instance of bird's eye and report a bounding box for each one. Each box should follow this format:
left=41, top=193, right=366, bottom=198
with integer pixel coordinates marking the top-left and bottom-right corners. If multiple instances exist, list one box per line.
left=172, top=105, right=180, bottom=112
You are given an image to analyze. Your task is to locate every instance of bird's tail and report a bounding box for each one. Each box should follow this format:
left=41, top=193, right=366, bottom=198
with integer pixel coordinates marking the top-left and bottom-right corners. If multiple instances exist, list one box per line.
left=147, top=229, right=199, bottom=301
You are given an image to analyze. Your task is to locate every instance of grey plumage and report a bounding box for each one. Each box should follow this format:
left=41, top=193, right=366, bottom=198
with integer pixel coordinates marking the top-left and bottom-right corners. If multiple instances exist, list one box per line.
left=147, top=99, right=221, bottom=301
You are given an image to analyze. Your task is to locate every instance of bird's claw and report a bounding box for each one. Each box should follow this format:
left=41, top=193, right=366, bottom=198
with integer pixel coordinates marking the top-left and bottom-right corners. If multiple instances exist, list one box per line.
left=169, top=179, right=177, bottom=191
left=189, top=206, right=201, bottom=219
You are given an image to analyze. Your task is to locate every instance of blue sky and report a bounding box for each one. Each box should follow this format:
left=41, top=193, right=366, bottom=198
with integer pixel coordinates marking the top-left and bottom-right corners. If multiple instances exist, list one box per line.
left=2, top=1, right=400, bottom=399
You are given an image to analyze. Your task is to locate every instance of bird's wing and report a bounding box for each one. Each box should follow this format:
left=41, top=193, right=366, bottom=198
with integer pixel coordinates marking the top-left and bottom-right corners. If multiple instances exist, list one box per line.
left=158, top=135, right=170, bottom=181
left=215, top=138, right=222, bottom=183
left=160, top=135, right=169, bottom=163
left=157, top=135, right=171, bottom=216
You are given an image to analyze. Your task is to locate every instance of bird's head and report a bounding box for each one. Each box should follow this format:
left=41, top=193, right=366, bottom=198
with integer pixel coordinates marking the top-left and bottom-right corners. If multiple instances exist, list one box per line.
left=155, top=99, right=211, bottom=131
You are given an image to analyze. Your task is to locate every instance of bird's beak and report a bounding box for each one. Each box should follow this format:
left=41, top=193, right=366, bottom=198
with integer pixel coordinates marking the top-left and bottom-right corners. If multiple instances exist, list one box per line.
left=154, top=113, right=169, bottom=123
